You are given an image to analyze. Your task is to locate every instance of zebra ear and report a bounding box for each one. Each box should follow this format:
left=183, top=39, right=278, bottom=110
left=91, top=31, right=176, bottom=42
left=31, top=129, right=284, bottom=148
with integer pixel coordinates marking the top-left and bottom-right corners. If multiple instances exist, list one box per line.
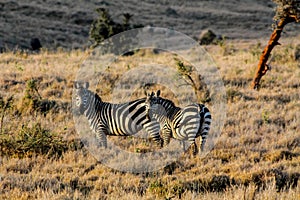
left=146, top=92, right=151, bottom=99
left=83, top=82, right=89, bottom=89
left=156, top=90, right=161, bottom=97
left=74, top=81, right=80, bottom=89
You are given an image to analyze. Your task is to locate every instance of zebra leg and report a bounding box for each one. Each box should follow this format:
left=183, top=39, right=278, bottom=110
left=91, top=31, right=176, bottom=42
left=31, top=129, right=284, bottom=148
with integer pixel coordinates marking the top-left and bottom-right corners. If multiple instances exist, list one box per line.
left=161, top=128, right=171, bottom=147
left=192, top=142, right=198, bottom=156
left=180, top=141, right=186, bottom=151
left=149, top=131, right=163, bottom=148
left=150, top=125, right=163, bottom=148
left=185, top=141, right=198, bottom=157
left=152, top=134, right=163, bottom=148
left=95, top=127, right=108, bottom=148
left=187, top=132, right=198, bottom=156
left=143, top=121, right=163, bottom=147
left=200, top=134, right=207, bottom=152
left=198, top=125, right=209, bottom=152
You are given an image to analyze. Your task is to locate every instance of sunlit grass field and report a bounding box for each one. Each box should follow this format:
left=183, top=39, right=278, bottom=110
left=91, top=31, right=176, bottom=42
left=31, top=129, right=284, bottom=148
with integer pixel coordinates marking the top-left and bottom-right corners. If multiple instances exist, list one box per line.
left=0, top=37, right=299, bottom=199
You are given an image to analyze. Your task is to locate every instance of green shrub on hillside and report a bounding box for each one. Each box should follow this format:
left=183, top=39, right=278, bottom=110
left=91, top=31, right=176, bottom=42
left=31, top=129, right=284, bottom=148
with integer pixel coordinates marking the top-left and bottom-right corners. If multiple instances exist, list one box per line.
left=89, top=8, right=143, bottom=47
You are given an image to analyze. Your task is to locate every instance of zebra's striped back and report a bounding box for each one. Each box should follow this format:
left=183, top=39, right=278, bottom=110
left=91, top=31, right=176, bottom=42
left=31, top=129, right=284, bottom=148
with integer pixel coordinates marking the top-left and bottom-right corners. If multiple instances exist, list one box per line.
left=146, top=90, right=212, bottom=154
left=74, top=82, right=161, bottom=147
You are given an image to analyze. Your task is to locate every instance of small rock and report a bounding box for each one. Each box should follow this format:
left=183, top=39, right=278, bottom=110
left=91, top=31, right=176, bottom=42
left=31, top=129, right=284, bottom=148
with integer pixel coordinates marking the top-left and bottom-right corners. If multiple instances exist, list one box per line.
left=166, top=7, right=178, bottom=17
left=199, top=29, right=217, bottom=45
left=30, top=38, right=42, bottom=51
left=199, top=29, right=224, bottom=45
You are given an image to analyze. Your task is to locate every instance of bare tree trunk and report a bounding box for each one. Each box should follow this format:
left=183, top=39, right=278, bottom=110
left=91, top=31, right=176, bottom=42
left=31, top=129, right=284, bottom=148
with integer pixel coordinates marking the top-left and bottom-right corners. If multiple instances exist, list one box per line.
left=251, top=17, right=296, bottom=90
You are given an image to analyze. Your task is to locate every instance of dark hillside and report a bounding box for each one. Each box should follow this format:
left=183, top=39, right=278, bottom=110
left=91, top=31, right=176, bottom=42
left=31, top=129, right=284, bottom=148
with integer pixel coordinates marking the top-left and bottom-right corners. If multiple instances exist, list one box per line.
left=0, top=0, right=299, bottom=50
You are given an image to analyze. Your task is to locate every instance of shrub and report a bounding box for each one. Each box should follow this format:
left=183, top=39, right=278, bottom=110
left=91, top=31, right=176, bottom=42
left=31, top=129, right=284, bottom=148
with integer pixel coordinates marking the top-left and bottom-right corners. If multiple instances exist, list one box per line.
left=0, top=95, right=14, bottom=133
left=199, top=29, right=217, bottom=45
left=0, top=123, right=69, bottom=158
left=89, top=8, right=143, bottom=50
left=20, top=79, right=42, bottom=113
left=19, top=78, right=59, bottom=116
left=175, top=58, right=211, bottom=103
left=148, top=180, right=168, bottom=198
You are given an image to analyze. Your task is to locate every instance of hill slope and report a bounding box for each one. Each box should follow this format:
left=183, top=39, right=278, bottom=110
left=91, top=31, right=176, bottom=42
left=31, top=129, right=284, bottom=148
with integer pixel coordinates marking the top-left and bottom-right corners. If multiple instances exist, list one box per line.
left=1, top=0, right=299, bottom=50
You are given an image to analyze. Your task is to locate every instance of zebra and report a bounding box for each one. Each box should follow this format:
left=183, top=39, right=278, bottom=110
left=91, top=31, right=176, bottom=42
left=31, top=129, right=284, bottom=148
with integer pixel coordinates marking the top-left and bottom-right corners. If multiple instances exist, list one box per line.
left=73, top=81, right=162, bottom=148
left=145, top=90, right=212, bottom=155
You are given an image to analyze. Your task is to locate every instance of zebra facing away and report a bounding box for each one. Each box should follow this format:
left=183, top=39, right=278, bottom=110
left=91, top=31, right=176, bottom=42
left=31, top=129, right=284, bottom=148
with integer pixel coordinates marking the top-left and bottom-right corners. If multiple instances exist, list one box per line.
left=145, top=90, right=212, bottom=155
left=74, top=81, right=162, bottom=148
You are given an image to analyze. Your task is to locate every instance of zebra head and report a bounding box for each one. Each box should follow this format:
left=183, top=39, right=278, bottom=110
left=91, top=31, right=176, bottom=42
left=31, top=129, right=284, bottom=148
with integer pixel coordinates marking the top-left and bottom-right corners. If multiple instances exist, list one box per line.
left=74, top=81, right=91, bottom=114
left=145, top=90, right=161, bottom=117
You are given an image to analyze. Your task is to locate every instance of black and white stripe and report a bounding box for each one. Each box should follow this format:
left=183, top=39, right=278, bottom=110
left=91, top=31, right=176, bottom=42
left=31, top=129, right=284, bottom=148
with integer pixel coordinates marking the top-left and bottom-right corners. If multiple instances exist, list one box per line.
left=197, top=104, right=212, bottom=151
left=145, top=90, right=212, bottom=154
left=74, top=82, right=161, bottom=148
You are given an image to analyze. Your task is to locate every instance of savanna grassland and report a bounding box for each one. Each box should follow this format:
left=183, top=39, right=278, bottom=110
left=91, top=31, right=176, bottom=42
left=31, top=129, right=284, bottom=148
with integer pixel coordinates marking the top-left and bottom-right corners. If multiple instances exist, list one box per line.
left=0, top=36, right=300, bottom=199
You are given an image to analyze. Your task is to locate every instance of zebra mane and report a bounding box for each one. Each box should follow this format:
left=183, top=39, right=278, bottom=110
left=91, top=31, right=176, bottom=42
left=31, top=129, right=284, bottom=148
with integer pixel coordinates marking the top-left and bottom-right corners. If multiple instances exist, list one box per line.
left=155, top=97, right=181, bottom=120
left=93, top=89, right=147, bottom=105
left=158, top=97, right=176, bottom=108
left=89, top=90, right=103, bottom=102
left=95, top=93, right=103, bottom=102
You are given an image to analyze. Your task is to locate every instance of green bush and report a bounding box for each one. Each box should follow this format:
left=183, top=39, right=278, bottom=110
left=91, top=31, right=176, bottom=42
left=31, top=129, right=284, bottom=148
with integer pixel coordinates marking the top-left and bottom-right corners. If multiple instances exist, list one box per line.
left=0, top=95, right=14, bottom=133
left=21, top=79, right=42, bottom=113
left=148, top=180, right=168, bottom=198
left=175, top=58, right=211, bottom=103
left=0, top=123, right=73, bottom=158
left=19, top=79, right=58, bottom=116
left=89, top=8, right=143, bottom=47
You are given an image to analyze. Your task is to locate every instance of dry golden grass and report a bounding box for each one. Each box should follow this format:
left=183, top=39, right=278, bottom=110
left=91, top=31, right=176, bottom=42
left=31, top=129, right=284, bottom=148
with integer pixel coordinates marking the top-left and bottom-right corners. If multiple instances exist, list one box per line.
left=0, top=36, right=299, bottom=199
